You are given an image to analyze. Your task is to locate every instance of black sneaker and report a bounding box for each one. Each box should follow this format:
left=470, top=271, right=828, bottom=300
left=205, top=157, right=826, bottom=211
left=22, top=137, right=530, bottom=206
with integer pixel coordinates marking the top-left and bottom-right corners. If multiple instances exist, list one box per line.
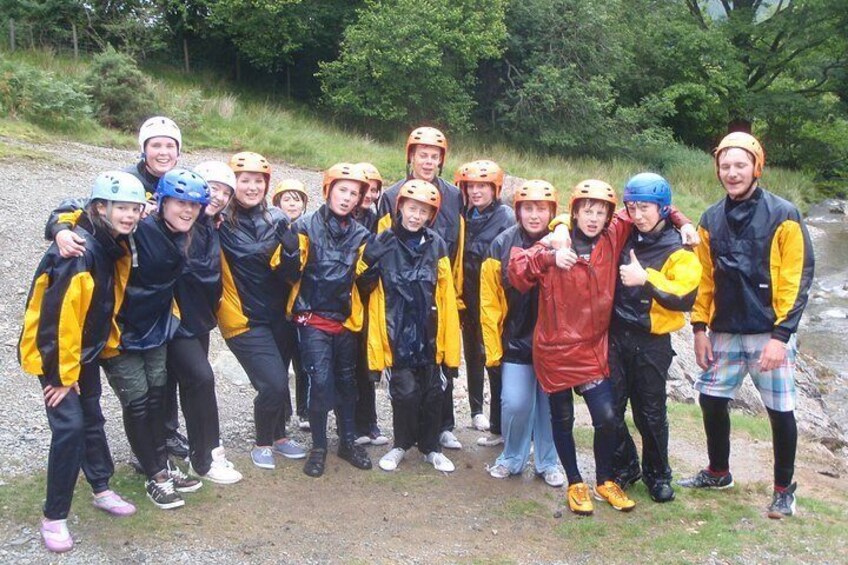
left=613, top=466, right=642, bottom=490
left=166, top=431, right=190, bottom=459
left=145, top=477, right=184, bottom=510
left=678, top=469, right=734, bottom=489
left=767, top=482, right=797, bottom=519
left=303, top=448, right=327, bottom=478
left=338, top=442, right=372, bottom=470
left=647, top=480, right=676, bottom=503
left=167, top=460, right=203, bottom=493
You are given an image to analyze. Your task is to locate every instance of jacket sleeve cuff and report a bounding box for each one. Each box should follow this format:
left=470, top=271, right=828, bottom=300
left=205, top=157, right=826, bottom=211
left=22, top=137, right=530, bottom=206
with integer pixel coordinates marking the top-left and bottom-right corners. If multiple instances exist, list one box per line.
left=692, top=322, right=707, bottom=334
left=771, top=326, right=792, bottom=343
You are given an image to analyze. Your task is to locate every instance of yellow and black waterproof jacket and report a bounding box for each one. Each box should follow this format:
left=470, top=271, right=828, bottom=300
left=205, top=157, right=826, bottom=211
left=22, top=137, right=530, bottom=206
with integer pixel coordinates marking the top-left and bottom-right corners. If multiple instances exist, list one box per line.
left=282, top=205, right=371, bottom=331
left=376, top=176, right=465, bottom=303
left=217, top=206, right=288, bottom=339
left=462, top=202, right=515, bottom=324
left=174, top=215, right=222, bottom=339
left=693, top=187, right=814, bottom=341
left=358, top=226, right=461, bottom=371
left=19, top=214, right=128, bottom=386
left=479, top=224, right=539, bottom=367
left=612, top=223, right=701, bottom=335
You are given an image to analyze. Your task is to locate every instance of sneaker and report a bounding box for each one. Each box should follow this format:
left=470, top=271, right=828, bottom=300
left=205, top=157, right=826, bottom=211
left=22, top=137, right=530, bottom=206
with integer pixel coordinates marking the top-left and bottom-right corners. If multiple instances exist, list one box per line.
left=488, top=463, right=511, bottom=479
left=767, top=482, right=797, bottom=519
left=354, top=435, right=372, bottom=446
left=613, top=466, right=642, bottom=490
left=145, top=476, right=185, bottom=510
left=303, top=448, right=327, bottom=477
left=272, top=438, right=307, bottom=460
left=540, top=467, right=565, bottom=488
left=190, top=447, right=243, bottom=485
left=92, top=490, right=136, bottom=517
left=472, top=413, right=491, bottom=431
left=425, top=451, right=456, bottom=473
left=439, top=430, right=462, bottom=450
left=369, top=424, right=390, bottom=446
left=379, top=448, right=406, bottom=471
left=166, top=431, right=190, bottom=459
left=567, top=482, right=594, bottom=516
left=678, top=469, right=734, bottom=489
left=298, top=419, right=311, bottom=431
left=167, top=460, right=203, bottom=493
left=594, top=481, right=636, bottom=512
left=251, top=446, right=275, bottom=470
left=476, top=434, right=504, bottom=447
left=647, top=480, right=675, bottom=503
left=338, top=442, right=373, bottom=470
left=40, top=518, right=73, bottom=553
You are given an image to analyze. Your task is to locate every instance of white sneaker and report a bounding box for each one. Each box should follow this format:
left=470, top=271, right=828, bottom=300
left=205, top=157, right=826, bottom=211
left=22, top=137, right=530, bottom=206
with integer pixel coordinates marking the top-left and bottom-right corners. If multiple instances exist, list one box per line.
left=298, top=419, right=310, bottom=431
left=476, top=434, right=504, bottom=447
left=378, top=448, right=406, bottom=471
left=370, top=433, right=390, bottom=446
left=540, top=467, right=565, bottom=487
left=488, top=463, right=511, bottom=479
left=425, top=452, right=455, bottom=473
left=472, top=413, right=490, bottom=431
left=190, top=447, right=243, bottom=485
left=354, top=435, right=372, bottom=446
left=439, top=430, right=462, bottom=450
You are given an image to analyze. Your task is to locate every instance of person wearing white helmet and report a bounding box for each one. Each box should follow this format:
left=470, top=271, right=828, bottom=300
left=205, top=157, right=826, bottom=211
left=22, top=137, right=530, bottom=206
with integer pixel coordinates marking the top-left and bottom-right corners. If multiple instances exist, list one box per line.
left=129, top=116, right=182, bottom=193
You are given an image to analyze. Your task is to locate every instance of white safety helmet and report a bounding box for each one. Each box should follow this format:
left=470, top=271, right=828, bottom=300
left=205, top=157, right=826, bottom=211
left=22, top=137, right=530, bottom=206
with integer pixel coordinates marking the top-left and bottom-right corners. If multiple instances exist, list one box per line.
left=90, top=171, right=147, bottom=204
left=193, top=161, right=236, bottom=191
left=138, top=116, right=182, bottom=155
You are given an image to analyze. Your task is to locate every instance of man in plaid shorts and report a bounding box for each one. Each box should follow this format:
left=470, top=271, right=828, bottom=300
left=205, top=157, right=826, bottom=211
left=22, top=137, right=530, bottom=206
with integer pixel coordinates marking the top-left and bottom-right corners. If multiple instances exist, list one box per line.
left=679, top=132, right=814, bottom=519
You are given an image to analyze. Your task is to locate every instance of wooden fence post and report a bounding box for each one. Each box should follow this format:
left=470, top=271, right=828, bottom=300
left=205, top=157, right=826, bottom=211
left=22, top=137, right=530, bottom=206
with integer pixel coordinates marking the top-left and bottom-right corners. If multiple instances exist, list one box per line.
left=9, top=19, right=15, bottom=51
left=71, top=22, right=79, bottom=60
left=183, top=37, right=190, bottom=73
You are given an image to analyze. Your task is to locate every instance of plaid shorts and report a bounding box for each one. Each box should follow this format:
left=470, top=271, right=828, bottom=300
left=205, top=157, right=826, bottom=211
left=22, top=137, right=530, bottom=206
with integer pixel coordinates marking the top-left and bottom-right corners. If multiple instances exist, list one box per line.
left=694, top=332, right=797, bottom=411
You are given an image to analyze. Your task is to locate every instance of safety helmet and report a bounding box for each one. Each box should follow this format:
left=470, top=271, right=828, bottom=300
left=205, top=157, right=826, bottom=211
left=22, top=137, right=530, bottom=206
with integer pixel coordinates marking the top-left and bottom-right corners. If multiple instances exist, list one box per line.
left=406, top=127, right=448, bottom=165
left=322, top=163, right=369, bottom=201
left=156, top=168, right=210, bottom=208
left=569, top=179, right=617, bottom=227
left=397, top=179, right=441, bottom=225
left=714, top=131, right=765, bottom=178
left=513, top=179, right=558, bottom=214
left=193, top=161, right=236, bottom=191
left=455, top=160, right=505, bottom=200
left=272, top=179, right=309, bottom=208
left=623, top=173, right=672, bottom=218
left=138, top=116, right=182, bottom=155
left=355, top=162, right=384, bottom=189
left=90, top=171, right=147, bottom=205
left=229, top=152, right=272, bottom=192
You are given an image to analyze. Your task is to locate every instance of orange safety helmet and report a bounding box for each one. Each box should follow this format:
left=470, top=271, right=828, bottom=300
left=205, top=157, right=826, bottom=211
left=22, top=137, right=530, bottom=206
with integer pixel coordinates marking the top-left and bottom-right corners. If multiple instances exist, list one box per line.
left=397, top=179, right=442, bottom=225
left=355, top=162, right=384, bottom=189
left=271, top=179, right=309, bottom=209
left=455, top=160, right=505, bottom=200
left=714, top=132, right=765, bottom=179
left=229, top=151, right=272, bottom=192
left=406, top=126, right=448, bottom=165
left=322, top=162, right=370, bottom=201
left=513, top=179, right=558, bottom=214
left=569, top=179, right=617, bottom=227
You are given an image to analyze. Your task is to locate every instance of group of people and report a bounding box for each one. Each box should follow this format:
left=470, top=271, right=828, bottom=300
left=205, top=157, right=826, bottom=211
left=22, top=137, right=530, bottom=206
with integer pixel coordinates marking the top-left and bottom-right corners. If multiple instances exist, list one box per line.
left=18, top=118, right=814, bottom=553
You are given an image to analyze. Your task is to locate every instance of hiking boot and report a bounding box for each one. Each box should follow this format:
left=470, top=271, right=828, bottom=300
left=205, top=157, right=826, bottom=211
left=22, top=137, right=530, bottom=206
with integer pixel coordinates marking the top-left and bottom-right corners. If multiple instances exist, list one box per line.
left=488, top=464, right=511, bottom=479
left=613, top=466, right=642, bottom=490
left=678, top=469, right=734, bottom=489
left=647, top=480, right=676, bottom=503
left=92, top=490, right=136, bottom=517
left=767, top=482, right=797, bottom=519
left=567, top=482, right=594, bottom=516
left=251, top=446, right=275, bottom=469
left=379, top=448, right=406, bottom=471
left=145, top=476, right=184, bottom=510
left=472, top=413, right=491, bottom=431
left=338, top=442, right=373, bottom=470
left=476, top=434, right=504, bottom=447
left=439, top=430, right=462, bottom=450
left=40, top=518, right=73, bottom=553
left=594, top=481, right=636, bottom=512
left=425, top=451, right=456, bottom=473
left=303, top=448, right=327, bottom=477
left=540, top=467, right=565, bottom=488
left=166, top=431, right=190, bottom=459
left=190, top=446, right=243, bottom=485
left=167, top=460, right=202, bottom=493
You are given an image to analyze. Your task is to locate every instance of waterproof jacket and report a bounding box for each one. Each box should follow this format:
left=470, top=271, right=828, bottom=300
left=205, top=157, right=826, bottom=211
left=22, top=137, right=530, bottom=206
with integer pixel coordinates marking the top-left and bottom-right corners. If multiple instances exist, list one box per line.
left=692, top=187, right=814, bottom=342
left=282, top=205, right=371, bottom=331
left=174, top=214, right=222, bottom=339
left=217, top=205, right=288, bottom=339
left=480, top=224, right=540, bottom=367
left=19, top=214, right=127, bottom=386
left=359, top=227, right=461, bottom=371
left=612, top=223, right=701, bottom=335
left=352, top=207, right=378, bottom=233
left=123, top=161, right=161, bottom=196
left=462, top=202, right=515, bottom=324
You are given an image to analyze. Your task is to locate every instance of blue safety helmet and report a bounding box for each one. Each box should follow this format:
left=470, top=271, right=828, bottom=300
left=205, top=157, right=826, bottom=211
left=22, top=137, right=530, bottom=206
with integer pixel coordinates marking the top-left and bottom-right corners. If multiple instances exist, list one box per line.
left=90, top=171, right=147, bottom=204
left=623, top=173, right=672, bottom=218
left=156, top=168, right=210, bottom=208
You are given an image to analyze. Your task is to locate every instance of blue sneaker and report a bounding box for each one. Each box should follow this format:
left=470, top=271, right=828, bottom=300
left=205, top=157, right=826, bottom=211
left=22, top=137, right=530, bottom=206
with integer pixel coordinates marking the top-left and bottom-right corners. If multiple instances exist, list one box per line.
left=251, top=446, right=275, bottom=469
left=272, top=438, right=307, bottom=460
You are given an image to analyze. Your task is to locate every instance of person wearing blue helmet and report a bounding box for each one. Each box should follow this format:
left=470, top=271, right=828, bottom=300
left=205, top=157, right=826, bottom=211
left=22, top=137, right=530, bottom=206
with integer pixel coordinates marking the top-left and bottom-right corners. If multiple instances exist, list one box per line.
left=609, top=172, right=702, bottom=503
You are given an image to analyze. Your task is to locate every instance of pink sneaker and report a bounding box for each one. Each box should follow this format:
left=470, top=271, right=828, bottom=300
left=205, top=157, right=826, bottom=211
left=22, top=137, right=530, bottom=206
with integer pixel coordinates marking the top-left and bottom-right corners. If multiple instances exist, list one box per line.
left=40, top=518, right=73, bottom=553
left=92, top=490, right=137, bottom=517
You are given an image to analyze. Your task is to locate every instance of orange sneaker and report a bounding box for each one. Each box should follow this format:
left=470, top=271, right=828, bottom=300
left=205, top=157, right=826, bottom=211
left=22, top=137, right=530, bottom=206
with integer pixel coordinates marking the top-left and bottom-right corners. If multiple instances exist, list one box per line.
left=567, top=482, right=594, bottom=516
left=594, top=480, right=636, bottom=512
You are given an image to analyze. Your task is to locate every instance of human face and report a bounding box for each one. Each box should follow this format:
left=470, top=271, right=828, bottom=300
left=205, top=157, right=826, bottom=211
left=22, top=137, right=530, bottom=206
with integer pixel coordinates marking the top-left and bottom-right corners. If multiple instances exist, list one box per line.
left=717, top=147, right=757, bottom=200
left=143, top=136, right=179, bottom=177
left=277, top=191, right=306, bottom=221
left=160, top=198, right=201, bottom=233
left=625, top=201, right=662, bottom=233
left=573, top=199, right=609, bottom=238
left=97, top=201, right=143, bottom=236
left=234, top=171, right=268, bottom=209
left=465, top=181, right=495, bottom=211
left=361, top=180, right=381, bottom=209
left=399, top=198, right=435, bottom=232
left=518, top=201, right=553, bottom=237
left=410, top=145, right=442, bottom=182
left=327, top=179, right=362, bottom=216
left=205, top=181, right=233, bottom=217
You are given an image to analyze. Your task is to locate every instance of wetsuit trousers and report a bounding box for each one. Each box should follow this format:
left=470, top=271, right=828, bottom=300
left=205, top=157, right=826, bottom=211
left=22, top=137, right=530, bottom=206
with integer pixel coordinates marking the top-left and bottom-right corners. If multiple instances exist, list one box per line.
left=387, top=365, right=443, bottom=455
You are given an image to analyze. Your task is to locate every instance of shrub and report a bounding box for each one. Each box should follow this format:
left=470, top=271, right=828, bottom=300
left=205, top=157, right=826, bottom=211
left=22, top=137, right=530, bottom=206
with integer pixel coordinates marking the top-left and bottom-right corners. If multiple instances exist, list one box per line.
left=86, top=47, right=156, bottom=130
left=0, top=56, right=91, bottom=126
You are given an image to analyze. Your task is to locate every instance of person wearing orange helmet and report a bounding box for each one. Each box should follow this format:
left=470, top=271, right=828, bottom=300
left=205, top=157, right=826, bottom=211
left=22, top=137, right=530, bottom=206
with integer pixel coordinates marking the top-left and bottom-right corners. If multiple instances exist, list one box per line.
left=352, top=162, right=383, bottom=232
left=359, top=180, right=461, bottom=474
left=680, top=132, right=814, bottom=519
left=271, top=179, right=309, bottom=222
